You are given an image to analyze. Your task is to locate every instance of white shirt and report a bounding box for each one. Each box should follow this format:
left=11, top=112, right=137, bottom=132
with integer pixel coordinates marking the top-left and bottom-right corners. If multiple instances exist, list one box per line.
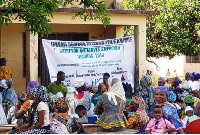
left=67, top=113, right=79, bottom=124
left=37, top=102, right=50, bottom=126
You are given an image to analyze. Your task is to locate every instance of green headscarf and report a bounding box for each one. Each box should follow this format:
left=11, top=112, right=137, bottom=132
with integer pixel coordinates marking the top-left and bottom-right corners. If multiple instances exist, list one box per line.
left=184, top=95, right=194, bottom=104
left=126, top=98, right=132, bottom=102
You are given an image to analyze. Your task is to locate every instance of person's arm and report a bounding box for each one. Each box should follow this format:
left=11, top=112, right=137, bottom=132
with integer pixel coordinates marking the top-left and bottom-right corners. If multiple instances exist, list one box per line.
left=93, top=96, right=103, bottom=115
left=145, top=119, right=153, bottom=134
left=97, top=83, right=102, bottom=94
left=23, top=110, right=45, bottom=131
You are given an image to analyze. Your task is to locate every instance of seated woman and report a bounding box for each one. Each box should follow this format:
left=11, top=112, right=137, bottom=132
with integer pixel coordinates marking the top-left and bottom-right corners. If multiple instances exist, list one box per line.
left=15, top=86, right=51, bottom=134
left=50, top=92, right=69, bottom=134
left=94, top=77, right=128, bottom=132
left=155, top=86, right=184, bottom=134
left=126, top=96, right=149, bottom=132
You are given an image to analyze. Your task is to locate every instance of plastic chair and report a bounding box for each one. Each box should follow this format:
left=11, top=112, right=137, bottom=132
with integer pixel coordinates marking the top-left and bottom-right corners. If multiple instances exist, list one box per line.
left=184, top=119, right=200, bottom=134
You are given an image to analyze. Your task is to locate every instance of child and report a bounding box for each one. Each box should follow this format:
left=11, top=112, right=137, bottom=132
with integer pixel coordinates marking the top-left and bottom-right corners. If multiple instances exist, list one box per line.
left=145, top=105, right=175, bottom=134
left=66, top=105, right=86, bottom=134
left=182, top=106, right=198, bottom=128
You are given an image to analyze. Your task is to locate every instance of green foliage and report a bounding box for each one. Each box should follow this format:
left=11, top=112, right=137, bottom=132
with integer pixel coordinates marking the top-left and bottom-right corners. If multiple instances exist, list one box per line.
left=124, top=0, right=200, bottom=58
left=0, top=0, right=110, bottom=36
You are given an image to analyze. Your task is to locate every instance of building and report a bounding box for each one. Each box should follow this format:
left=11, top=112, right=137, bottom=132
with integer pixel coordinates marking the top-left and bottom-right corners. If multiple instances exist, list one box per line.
left=0, top=4, right=158, bottom=93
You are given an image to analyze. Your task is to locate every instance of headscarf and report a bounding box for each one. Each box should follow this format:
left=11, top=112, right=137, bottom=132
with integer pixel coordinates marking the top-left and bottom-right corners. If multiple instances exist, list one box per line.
left=173, top=77, right=182, bottom=86
left=29, top=86, right=48, bottom=126
left=0, top=79, right=8, bottom=89
left=54, top=92, right=63, bottom=101
left=132, top=96, right=149, bottom=122
left=193, top=72, right=200, bottom=81
left=168, top=91, right=176, bottom=103
left=122, top=72, right=134, bottom=88
left=30, top=86, right=48, bottom=102
left=105, top=77, right=125, bottom=105
left=185, top=106, right=193, bottom=113
left=126, top=98, right=132, bottom=102
left=5, top=78, right=13, bottom=86
left=54, top=97, right=69, bottom=112
left=191, top=81, right=200, bottom=91
left=73, top=78, right=85, bottom=88
left=184, top=95, right=194, bottom=104
left=158, top=77, right=166, bottom=83
left=156, top=86, right=169, bottom=96
left=27, top=81, right=39, bottom=94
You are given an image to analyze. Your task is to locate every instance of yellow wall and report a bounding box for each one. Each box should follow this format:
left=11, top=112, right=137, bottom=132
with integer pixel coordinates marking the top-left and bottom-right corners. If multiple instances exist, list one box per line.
left=1, top=12, right=148, bottom=92
left=1, top=24, right=26, bottom=93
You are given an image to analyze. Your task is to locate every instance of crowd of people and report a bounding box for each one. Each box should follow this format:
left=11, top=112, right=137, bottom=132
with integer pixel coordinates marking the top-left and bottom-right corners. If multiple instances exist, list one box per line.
left=1, top=58, right=200, bottom=134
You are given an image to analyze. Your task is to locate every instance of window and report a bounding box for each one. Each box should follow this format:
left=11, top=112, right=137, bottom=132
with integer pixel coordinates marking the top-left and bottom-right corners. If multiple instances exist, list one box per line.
left=186, top=52, right=200, bottom=63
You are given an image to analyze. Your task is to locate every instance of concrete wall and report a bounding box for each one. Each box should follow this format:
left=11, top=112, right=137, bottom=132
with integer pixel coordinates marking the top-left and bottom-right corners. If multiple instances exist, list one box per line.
left=1, top=24, right=26, bottom=93
left=146, top=55, right=200, bottom=77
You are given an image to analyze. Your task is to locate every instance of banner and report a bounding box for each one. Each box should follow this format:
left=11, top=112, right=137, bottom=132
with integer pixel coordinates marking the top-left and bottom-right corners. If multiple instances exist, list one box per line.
left=42, top=36, right=135, bottom=87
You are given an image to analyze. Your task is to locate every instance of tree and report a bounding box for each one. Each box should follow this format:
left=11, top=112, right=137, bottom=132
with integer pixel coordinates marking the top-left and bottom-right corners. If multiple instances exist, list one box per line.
left=124, top=0, right=200, bottom=58
left=0, top=0, right=110, bottom=36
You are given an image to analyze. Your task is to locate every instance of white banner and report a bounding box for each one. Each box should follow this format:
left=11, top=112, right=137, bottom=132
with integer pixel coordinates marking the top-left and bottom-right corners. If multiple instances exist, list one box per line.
left=42, top=36, right=135, bottom=87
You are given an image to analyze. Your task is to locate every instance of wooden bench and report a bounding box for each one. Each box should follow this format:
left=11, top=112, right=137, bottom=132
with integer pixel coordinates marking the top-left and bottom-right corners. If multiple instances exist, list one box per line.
left=83, top=124, right=99, bottom=133
left=0, top=124, right=16, bottom=134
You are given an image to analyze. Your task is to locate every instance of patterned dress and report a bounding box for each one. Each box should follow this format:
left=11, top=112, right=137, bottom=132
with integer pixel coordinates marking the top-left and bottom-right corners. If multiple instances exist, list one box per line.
left=94, top=94, right=128, bottom=132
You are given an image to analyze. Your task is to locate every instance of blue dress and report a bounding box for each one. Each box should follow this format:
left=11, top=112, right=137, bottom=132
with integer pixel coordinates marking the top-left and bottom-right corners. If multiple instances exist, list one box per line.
left=94, top=94, right=128, bottom=131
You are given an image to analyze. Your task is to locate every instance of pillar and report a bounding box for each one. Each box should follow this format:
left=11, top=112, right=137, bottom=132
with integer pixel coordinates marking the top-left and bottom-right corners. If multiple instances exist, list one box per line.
left=134, top=22, right=147, bottom=87
left=116, top=26, right=123, bottom=38
left=26, top=31, right=38, bottom=83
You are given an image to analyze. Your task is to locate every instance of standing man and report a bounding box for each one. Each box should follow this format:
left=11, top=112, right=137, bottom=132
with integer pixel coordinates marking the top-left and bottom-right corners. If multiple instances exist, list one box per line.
left=48, top=71, right=68, bottom=97
left=98, top=73, right=110, bottom=95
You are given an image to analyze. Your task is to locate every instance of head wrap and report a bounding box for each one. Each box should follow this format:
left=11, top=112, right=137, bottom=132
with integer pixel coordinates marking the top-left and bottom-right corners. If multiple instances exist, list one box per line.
left=168, top=91, right=176, bottom=102
left=126, top=98, right=132, bottom=102
left=73, top=78, right=85, bottom=88
left=156, top=86, right=169, bottom=96
left=0, top=79, right=8, bottom=89
left=5, top=78, right=13, bottom=86
left=30, top=86, right=48, bottom=102
left=54, top=92, right=63, bottom=101
left=173, top=77, right=182, bottom=86
left=184, top=95, right=194, bottom=104
left=185, top=106, right=193, bottom=113
left=27, top=81, right=39, bottom=94
left=54, top=97, right=69, bottom=112
left=158, top=77, right=166, bottom=83
left=122, top=72, right=134, bottom=88
left=192, top=72, right=200, bottom=81
left=105, top=77, right=125, bottom=105
left=185, top=72, right=190, bottom=77
left=191, top=81, right=200, bottom=91
left=132, top=96, right=149, bottom=122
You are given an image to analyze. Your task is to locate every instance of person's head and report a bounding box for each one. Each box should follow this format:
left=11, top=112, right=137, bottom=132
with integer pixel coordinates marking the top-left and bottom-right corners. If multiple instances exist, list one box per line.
left=54, top=97, right=69, bottom=113
left=184, top=95, right=194, bottom=106
left=140, top=75, right=152, bottom=88
left=57, top=71, right=65, bottom=82
left=168, top=91, right=176, bottom=103
left=27, top=81, right=39, bottom=94
left=0, top=58, right=6, bottom=66
left=103, top=73, right=110, bottom=84
left=185, top=72, right=191, bottom=81
left=158, top=77, right=166, bottom=86
left=0, top=79, right=8, bottom=92
left=172, top=77, right=182, bottom=88
left=193, top=72, right=200, bottom=81
left=54, top=92, right=63, bottom=101
left=5, top=78, right=13, bottom=88
left=185, top=106, right=194, bottom=117
left=155, top=86, right=169, bottom=104
left=130, top=96, right=146, bottom=112
left=75, top=105, right=86, bottom=118
left=111, top=77, right=119, bottom=86
left=29, top=86, right=48, bottom=103
left=191, top=90, right=199, bottom=98
left=153, top=105, right=163, bottom=120
left=73, top=78, right=85, bottom=92
left=125, top=98, right=132, bottom=111
left=17, top=92, right=27, bottom=103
